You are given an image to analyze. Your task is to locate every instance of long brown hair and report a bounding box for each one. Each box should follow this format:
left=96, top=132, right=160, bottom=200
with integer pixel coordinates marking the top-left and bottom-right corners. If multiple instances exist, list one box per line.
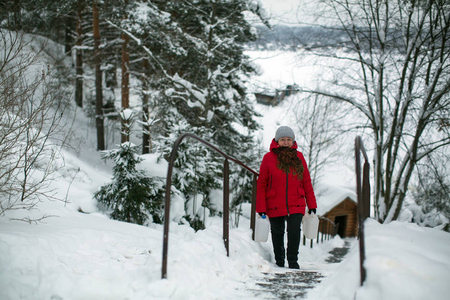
left=272, top=147, right=304, bottom=180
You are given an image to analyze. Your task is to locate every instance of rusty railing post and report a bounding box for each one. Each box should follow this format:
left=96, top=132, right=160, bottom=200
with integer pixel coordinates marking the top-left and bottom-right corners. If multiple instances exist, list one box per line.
left=223, top=159, right=230, bottom=256
left=250, top=174, right=257, bottom=240
left=355, top=136, right=370, bottom=286
left=363, top=162, right=371, bottom=220
left=161, top=133, right=259, bottom=279
left=162, top=133, right=186, bottom=279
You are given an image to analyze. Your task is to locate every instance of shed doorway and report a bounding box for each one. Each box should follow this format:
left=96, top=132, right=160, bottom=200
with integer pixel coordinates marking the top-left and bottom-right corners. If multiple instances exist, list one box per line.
left=335, top=215, right=348, bottom=238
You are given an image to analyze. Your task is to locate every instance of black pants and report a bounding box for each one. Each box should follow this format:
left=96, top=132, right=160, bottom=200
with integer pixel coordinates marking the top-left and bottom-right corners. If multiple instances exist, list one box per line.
left=269, top=213, right=303, bottom=266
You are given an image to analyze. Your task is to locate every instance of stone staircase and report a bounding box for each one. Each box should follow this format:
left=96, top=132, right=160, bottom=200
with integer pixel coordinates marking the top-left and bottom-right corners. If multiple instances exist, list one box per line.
left=250, top=240, right=352, bottom=299
left=251, top=270, right=324, bottom=299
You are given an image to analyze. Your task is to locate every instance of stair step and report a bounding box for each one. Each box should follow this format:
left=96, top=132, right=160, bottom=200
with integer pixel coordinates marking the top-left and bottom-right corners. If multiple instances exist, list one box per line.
left=253, top=270, right=324, bottom=299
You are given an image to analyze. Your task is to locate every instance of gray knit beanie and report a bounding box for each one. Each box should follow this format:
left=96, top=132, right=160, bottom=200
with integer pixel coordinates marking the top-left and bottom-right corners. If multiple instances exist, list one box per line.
left=275, top=126, right=295, bottom=142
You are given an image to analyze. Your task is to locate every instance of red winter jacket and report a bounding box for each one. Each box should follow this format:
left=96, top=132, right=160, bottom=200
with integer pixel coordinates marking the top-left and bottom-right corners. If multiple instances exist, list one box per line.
left=256, top=139, right=317, bottom=218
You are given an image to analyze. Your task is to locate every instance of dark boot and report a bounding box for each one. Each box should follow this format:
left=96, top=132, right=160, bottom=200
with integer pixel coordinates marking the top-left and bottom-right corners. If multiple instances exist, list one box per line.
left=286, top=213, right=303, bottom=269
left=269, top=216, right=286, bottom=267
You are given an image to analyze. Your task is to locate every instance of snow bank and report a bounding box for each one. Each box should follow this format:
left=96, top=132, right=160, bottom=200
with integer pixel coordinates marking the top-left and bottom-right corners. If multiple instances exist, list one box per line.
left=307, top=219, right=450, bottom=300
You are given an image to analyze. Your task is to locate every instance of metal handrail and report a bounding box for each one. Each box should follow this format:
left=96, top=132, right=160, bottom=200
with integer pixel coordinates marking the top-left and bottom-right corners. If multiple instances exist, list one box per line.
left=161, top=133, right=259, bottom=279
left=355, top=136, right=371, bottom=286
left=318, top=216, right=337, bottom=235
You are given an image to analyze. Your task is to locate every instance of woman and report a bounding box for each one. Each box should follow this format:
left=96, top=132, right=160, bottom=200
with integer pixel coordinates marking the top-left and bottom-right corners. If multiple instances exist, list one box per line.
left=256, top=126, right=317, bottom=269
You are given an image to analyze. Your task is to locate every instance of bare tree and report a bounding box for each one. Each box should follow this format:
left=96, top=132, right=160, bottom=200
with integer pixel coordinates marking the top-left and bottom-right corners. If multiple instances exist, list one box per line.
left=290, top=94, right=348, bottom=186
left=303, top=0, right=450, bottom=222
left=413, top=149, right=450, bottom=226
left=0, top=29, right=65, bottom=216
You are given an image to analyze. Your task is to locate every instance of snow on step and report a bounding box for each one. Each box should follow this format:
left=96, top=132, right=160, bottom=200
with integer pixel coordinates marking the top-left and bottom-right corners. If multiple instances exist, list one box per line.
left=251, top=270, right=324, bottom=299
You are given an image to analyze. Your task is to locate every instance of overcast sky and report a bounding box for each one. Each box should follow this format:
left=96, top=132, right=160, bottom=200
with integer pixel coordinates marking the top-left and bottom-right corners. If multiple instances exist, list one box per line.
left=257, top=0, right=321, bottom=26
left=260, top=0, right=299, bottom=13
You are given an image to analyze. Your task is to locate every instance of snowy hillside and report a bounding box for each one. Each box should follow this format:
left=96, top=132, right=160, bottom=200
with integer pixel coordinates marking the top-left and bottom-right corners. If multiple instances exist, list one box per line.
left=1, top=33, right=450, bottom=300
left=1, top=134, right=449, bottom=299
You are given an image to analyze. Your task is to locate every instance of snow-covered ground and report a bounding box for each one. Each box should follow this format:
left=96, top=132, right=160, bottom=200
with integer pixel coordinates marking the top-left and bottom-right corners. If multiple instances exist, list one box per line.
left=0, top=179, right=345, bottom=300
left=1, top=151, right=449, bottom=300
left=1, top=107, right=449, bottom=300
left=1, top=34, right=450, bottom=299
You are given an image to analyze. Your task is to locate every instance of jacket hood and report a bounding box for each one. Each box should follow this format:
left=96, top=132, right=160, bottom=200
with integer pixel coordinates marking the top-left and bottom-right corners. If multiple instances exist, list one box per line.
left=269, top=138, right=298, bottom=152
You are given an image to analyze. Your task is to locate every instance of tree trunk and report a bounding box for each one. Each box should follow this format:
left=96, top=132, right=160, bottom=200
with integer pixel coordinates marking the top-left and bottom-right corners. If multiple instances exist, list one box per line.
left=93, top=0, right=104, bottom=150
left=75, top=0, right=84, bottom=108
left=121, top=30, right=130, bottom=143
left=12, top=0, right=21, bottom=29
left=65, top=14, right=75, bottom=55
left=142, top=60, right=150, bottom=154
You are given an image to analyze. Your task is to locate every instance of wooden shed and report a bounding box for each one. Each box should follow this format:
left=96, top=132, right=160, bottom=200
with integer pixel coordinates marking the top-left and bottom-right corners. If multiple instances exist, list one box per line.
left=317, top=185, right=358, bottom=238
left=321, top=197, right=358, bottom=237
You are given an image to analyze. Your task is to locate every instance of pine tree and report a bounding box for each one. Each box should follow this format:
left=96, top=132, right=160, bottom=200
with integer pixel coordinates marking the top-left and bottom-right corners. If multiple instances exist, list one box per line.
left=94, top=141, right=164, bottom=225
left=157, top=117, right=221, bottom=229
left=7, top=0, right=267, bottom=228
left=145, top=1, right=265, bottom=226
left=153, top=0, right=262, bottom=153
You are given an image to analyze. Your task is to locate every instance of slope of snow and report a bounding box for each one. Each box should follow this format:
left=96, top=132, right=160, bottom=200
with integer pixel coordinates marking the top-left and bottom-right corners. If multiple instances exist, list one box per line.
left=0, top=148, right=344, bottom=299
left=1, top=138, right=449, bottom=300
left=308, top=219, right=450, bottom=300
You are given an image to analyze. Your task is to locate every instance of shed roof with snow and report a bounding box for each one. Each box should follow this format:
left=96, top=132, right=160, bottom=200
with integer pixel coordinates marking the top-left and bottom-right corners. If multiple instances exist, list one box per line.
left=316, top=183, right=357, bottom=215
left=316, top=183, right=358, bottom=237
